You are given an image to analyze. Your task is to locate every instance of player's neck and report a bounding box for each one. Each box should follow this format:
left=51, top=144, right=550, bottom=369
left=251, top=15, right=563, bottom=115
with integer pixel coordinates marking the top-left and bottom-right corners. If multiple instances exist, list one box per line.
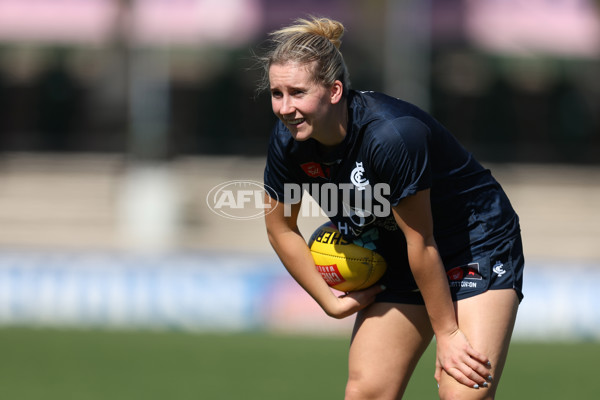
left=317, top=98, right=348, bottom=149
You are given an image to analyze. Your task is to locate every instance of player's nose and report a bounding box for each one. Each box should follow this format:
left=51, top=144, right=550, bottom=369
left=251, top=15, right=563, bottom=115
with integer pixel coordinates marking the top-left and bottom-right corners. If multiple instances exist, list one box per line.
left=280, top=95, right=295, bottom=115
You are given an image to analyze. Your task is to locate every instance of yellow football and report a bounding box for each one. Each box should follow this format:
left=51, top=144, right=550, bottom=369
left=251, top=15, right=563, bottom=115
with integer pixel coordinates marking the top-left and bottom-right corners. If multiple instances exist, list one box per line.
left=308, top=222, right=387, bottom=292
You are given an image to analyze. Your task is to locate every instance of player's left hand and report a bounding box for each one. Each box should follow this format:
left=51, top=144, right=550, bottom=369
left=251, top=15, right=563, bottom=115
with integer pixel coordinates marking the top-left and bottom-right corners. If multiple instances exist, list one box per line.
left=434, top=328, right=492, bottom=389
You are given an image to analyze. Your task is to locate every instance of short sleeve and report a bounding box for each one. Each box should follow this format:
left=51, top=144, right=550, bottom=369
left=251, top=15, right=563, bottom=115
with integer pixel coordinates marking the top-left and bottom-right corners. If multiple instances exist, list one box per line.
left=369, top=116, right=432, bottom=206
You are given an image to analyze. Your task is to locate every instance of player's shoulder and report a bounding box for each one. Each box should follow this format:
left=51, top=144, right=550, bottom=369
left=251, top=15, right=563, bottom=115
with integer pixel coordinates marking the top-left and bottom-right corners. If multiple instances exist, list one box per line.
left=350, top=91, right=431, bottom=144
left=351, top=91, right=431, bottom=133
left=267, top=120, right=315, bottom=161
left=350, top=90, right=421, bottom=120
left=270, top=120, right=290, bottom=141
left=268, top=120, right=297, bottom=151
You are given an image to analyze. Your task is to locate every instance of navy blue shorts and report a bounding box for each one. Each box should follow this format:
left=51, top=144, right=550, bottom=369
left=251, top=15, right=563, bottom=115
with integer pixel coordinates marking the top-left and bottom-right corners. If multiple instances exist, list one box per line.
left=374, top=234, right=525, bottom=305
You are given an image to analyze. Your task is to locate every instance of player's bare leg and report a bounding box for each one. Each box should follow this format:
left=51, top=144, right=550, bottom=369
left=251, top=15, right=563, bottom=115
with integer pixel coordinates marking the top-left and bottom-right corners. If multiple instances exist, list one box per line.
left=345, top=302, right=433, bottom=400
left=437, top=289, right=519, bottom=400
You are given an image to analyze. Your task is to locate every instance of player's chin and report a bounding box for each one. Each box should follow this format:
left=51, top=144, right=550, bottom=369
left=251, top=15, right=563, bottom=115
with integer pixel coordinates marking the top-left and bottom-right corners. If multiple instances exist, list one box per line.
left=289, top=127, right=312, bottom=142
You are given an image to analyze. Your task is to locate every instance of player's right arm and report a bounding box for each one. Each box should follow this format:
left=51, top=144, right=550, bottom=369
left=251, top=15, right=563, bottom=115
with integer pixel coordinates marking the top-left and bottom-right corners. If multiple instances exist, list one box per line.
left=264, top=193, right=381, bottom=319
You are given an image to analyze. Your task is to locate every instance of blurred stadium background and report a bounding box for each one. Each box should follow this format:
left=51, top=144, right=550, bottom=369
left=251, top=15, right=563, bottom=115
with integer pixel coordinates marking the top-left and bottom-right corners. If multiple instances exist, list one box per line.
left=0, top=0, right=599, bottom=397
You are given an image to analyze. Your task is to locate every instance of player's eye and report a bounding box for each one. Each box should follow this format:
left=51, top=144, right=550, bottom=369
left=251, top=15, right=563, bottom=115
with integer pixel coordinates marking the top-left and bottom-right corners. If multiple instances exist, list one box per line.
left=270, top=90, right=282, bottom=98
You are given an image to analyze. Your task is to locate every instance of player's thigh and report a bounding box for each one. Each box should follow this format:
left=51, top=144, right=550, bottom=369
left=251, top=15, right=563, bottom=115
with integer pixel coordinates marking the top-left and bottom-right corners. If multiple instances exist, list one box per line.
left=346, top=302, right=433, bottom=399
left=438, top=289, right=519, bottom=400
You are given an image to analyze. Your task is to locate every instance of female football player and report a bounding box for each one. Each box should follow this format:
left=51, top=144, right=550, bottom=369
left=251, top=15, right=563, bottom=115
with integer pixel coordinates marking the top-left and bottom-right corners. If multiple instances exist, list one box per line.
left=259, top=16, right=523, bottom=400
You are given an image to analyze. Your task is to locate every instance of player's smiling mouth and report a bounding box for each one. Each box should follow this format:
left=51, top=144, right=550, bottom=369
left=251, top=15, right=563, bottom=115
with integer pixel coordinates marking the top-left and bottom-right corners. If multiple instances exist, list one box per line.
left=286, top=118, right=305, bottom=126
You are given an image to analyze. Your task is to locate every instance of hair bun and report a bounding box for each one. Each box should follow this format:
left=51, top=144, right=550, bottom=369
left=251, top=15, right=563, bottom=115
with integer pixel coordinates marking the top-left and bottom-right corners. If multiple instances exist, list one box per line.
left=301, top=17, right=345, bottom=49
left=272, top=16, right=345, bottom=49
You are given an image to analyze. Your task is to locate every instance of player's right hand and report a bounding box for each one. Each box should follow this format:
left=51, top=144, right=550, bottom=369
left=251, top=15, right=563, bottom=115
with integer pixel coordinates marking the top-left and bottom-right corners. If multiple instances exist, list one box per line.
left=326, top=284, right=386, bottom=319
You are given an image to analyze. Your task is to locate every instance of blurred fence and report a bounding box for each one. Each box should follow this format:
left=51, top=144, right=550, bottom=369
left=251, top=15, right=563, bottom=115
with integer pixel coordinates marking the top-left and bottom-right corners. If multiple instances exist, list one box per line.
left=0, top=249, right=598, bottom=340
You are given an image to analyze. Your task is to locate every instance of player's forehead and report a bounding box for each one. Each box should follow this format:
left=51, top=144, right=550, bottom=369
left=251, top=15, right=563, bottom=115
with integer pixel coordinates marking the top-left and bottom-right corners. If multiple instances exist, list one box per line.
left=269, top=61, right=318, bottom=88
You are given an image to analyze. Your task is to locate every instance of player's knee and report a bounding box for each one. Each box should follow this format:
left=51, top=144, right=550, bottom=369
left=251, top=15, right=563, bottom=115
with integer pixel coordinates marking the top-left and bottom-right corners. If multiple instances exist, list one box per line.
left=345, top=375, right=391, bottom=400
left=438, top=384, right=494, bottom=400
left=344, top=378, right=375, bottom=400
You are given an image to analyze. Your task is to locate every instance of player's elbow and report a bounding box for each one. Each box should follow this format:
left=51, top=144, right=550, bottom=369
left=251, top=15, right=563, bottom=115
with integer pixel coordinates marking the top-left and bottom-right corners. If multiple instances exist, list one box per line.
left=406, top=233, right=438, bottom=255
left=265, top=223, right=281, bottom=250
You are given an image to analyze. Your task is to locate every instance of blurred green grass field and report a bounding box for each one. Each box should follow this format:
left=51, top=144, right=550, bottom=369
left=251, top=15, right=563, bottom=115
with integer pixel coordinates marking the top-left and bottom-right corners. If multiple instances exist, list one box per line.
left=0, top=327, right=596, bottom=399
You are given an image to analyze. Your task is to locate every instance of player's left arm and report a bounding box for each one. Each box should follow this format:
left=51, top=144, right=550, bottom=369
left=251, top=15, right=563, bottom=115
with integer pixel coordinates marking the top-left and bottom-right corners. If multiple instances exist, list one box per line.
left=392, top=189, right=491, bottom=389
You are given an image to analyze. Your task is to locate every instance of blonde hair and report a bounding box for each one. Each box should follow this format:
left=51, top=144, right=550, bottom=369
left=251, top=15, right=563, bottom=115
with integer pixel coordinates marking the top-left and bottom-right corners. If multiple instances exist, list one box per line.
left=255, top=16, right=350, bottom=95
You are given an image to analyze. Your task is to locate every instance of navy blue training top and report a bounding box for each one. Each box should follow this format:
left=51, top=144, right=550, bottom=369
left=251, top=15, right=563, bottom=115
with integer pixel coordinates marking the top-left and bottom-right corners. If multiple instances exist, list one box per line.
left=264, top=90, right=520, bottom=270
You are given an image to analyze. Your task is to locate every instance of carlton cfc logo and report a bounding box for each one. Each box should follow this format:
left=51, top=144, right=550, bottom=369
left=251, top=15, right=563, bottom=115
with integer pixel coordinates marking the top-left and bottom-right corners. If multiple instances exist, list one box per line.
left=350, top=162, right=369, bottom=191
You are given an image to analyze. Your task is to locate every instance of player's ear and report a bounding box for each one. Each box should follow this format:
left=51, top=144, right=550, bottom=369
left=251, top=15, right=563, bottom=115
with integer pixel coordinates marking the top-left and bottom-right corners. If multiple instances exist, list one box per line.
left=330, top=80, right=344, bottom=104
